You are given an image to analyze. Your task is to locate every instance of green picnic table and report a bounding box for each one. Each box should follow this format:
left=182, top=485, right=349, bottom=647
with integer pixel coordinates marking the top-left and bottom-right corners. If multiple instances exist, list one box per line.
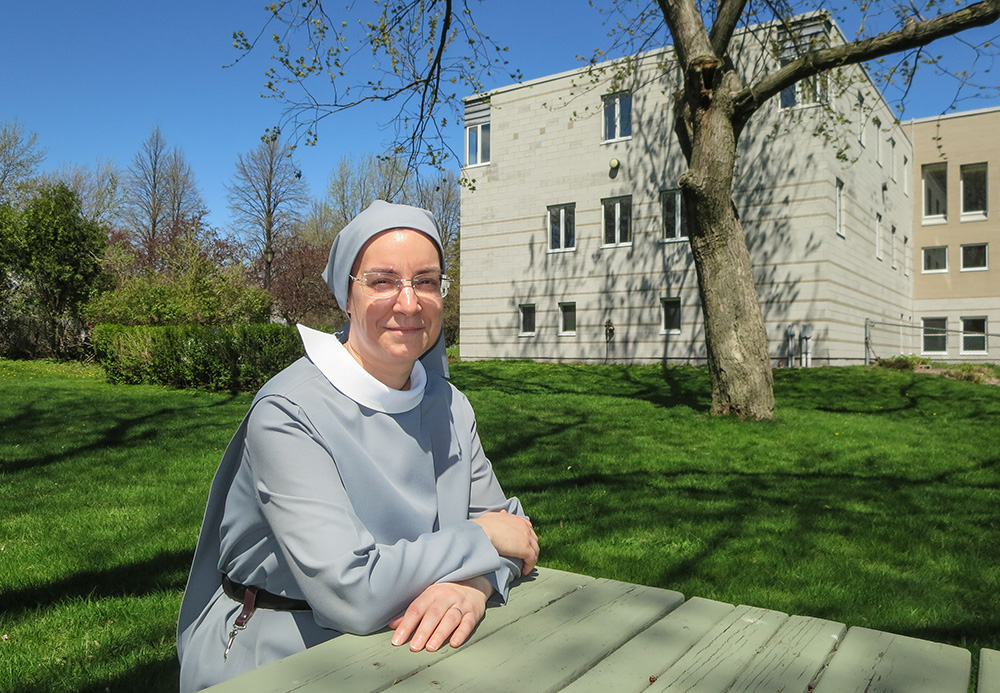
left=203, top=566, right=995, bottom=692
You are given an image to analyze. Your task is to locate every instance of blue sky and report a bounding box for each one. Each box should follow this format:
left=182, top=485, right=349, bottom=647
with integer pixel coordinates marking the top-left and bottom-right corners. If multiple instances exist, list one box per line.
left=3, top=2, right=998, bottom=231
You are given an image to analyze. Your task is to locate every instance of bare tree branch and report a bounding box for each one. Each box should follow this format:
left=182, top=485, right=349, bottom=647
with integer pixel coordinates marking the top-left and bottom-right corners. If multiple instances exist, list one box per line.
left=733, top=0, right=1000, bottom=120
left=710, top=0, right=751, bottom=56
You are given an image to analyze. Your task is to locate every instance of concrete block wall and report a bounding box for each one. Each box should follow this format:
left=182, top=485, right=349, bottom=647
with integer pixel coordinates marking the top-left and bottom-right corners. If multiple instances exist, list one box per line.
left=461, top=25, right=916, bottom=366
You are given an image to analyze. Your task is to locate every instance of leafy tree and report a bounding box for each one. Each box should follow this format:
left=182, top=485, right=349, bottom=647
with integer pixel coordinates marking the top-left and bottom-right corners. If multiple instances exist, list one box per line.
left=87, top=215, right=270, bottom=327
left=266, top=232, right=345, bottom=327
left=1, top=183, right=105, bottom=357
left=48, top=159, right=126, bottom=228
left=236, top=0, right=1000, bottom=418
left=325, top=153, right=415, bottom=229
left=0, top=120, right=46, bottom=207
left=227, top=135, right=310, bottom=290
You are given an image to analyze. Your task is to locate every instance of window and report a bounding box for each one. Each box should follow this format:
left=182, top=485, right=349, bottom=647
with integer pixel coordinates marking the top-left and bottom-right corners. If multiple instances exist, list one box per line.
left=889, top=138, right=896, bottom=181
left=890, top=226, right=897, bottom=269
left=875, top=213, right=883, bottom=260
left=519, top=304, right=536, bottom=336
left=922, top=317, right=948, bottom=353
left=960, top=163, right=987, bottom=219
left=872, top=117, right=882, bottom=165
left=922, top=246, right=948, bottom=273
left=559, top=302, right=577, bottom=335
left=465, top=122, right=490, bottom=166
left=922, top=163, right=947, bottom=221
left=661, top=189, right=687, bottom=241
left=961, top=243, right=988, bottom=271
left=602, top=92, right=632, bottom=141
left=835, top=178, right=845, bottom=237
left=661, top=297, right=681, bottom=333
left=903, top=235, right=910, bottom=276
left=857, top=93, right=866, bottom=145
left=548, top=203, right=576, bottom=251
left=962, top=317, right=987, bottom=353
left=603, top=196, right=632, bottom=246
left=902, top=155, right=910, bottom=195
left=780, top=61, right=827, bottom=108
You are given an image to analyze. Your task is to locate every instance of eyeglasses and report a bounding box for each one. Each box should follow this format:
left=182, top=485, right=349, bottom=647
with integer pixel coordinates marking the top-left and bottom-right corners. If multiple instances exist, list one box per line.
left=349, top=271, right=451, bottom=299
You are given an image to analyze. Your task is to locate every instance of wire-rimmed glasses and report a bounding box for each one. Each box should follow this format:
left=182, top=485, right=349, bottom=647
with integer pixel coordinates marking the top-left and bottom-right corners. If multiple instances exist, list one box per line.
left=349, top=271, right=451, bottom=299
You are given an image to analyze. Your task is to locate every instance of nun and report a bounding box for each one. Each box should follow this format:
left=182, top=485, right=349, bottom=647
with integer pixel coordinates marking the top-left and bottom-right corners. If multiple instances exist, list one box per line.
left=177, top=200, right=538, bottom=692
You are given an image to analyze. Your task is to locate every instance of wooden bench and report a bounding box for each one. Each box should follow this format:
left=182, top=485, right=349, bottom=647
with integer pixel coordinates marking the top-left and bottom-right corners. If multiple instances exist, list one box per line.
left=204, top=566, right=980, bottom=692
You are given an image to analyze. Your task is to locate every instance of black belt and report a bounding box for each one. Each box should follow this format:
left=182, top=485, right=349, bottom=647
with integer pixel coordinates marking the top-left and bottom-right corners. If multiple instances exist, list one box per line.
left=222, top=575, right=311, bottom=611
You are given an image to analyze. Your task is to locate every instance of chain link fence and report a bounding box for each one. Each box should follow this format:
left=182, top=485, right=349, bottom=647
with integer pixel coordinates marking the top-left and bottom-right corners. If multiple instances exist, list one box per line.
left=865, top=319, right=999, bottom=365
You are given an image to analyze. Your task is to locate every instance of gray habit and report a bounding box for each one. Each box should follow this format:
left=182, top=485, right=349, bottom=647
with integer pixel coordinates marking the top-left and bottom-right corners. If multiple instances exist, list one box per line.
left=176, top=335, right=524, bottom=692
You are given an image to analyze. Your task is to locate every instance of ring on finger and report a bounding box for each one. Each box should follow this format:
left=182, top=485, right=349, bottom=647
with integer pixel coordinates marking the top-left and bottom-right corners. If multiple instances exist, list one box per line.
left=449, top=605, right=464, bottom=616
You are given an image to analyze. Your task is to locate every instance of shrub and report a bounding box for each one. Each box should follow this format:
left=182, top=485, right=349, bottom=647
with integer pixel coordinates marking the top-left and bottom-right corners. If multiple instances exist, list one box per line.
left=943, top=363, right=996, bottom=385
left=873, top=355, right=929, bottom=371
left=92, top=323, right=303, bottom=391
left=84, top=272, right=271, bottom=327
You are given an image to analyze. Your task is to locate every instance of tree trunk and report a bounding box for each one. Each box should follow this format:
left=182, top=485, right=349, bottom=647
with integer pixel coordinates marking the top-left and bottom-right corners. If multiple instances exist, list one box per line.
left=676, top=60, right=775, bottom=419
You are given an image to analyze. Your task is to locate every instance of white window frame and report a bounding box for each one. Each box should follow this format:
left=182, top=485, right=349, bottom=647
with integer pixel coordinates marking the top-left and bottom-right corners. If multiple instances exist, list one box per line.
left=890, top=225, right=897, bottom=270
left=922, top=162, right=947, bottom=223
left=518, top=304, right=536, bottom=337
left=960, top=243, right=988, bottom=272
left=780, top=62, right=828, bottom=109
left=465, top=122, right=490, bottom=167
left=902, top=155, right=910, bottom=196
left=961, top=317, right=988, bottom=354
left=660, top=189, right=687, bottom=242
left=835, top=178, right=845, bottom=238
left=548, top=203, right=576, bottom=252
left=660, top=297, right=682, bottom=334
left=960, top=163, right=988, bottom=221
left=921, top=317, right=948, bottom=354
left=558, top=302, right=577, bottom=336
left=602, top=196, right=632, bottom=247
left=602, top=92, right=632, bottom=142
left=922, top=246, right=948, bottom=274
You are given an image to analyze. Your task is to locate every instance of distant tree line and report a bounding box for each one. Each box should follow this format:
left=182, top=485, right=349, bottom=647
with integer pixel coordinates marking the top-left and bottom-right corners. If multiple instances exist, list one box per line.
left=0, top=120, right=462, bottom=362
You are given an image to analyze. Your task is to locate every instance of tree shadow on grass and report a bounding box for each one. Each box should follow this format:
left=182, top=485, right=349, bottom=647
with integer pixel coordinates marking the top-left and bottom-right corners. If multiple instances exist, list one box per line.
left=0, top=392, right=246, bottom=474
left=2, top=549, right=194, bottom=620
left=451, top=361, right=713, bottom=412
left=77, top=657, right=180, bottom=693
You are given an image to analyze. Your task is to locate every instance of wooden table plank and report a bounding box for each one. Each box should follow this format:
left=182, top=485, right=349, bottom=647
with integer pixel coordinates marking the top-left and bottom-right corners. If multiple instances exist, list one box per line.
left=385, top=576, right=684, bottom=692
left=728, top=614, right=847, bottom=693
left=203, top=568, right=587, bottom=693
left=978, top=649, right=1000, bottom=693
left=560, top=597, right=734, bottom=693
left=811, top=626, right=971, bottom=693
left=649, top=604, right=789, bottom=693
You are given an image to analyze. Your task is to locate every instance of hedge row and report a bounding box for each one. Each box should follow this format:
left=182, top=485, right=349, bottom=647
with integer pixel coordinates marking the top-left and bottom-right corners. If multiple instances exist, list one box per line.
left=91, top=323, right=305, bottom=392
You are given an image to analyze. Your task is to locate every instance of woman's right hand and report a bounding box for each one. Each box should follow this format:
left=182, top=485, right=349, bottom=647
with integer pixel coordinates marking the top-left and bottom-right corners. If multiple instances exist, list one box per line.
left=471, top=510, right=539, bottom=575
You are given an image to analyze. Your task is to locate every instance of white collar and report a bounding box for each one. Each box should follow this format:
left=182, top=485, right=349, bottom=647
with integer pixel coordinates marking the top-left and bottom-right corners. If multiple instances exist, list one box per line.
left=296, top=324, right=426, bottom=414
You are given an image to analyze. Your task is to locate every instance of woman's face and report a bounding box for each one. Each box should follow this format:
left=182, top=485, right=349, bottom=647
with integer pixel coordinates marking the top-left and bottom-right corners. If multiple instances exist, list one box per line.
left=343, top=228, right=444, bottom=388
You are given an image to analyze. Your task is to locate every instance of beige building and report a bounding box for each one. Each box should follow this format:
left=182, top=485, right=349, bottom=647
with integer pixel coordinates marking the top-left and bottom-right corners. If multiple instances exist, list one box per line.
left=459, top=18, right=920, bottom=366
left=906, top=107, right=999, bottom=360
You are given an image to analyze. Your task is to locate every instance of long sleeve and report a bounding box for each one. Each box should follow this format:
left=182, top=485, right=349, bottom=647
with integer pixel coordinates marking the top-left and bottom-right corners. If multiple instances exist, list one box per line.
left=228, top=393, right=505, bottom=635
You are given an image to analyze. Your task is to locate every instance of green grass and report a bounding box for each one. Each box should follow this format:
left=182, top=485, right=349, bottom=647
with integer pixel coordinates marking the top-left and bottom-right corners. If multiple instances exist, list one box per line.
left=1, top=358, right=998, bottom=692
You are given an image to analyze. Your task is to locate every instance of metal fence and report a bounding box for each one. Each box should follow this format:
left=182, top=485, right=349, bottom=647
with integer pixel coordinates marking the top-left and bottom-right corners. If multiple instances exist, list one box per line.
left=865, top=319, right=1000, bottom=365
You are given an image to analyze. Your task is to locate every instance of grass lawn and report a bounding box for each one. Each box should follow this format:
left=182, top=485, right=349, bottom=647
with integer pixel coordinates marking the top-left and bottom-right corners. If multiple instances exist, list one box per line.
left=1, top=358, right=998, bottom=692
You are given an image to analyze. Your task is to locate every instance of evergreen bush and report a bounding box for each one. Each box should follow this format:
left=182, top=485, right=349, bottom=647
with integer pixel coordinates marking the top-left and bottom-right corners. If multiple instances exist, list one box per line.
left=92, top=323, right=303, bottom=391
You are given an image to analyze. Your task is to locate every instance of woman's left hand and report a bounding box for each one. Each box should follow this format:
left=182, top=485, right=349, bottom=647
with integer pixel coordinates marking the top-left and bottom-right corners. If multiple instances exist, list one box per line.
left=388, top=576, right=493, bottom=652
